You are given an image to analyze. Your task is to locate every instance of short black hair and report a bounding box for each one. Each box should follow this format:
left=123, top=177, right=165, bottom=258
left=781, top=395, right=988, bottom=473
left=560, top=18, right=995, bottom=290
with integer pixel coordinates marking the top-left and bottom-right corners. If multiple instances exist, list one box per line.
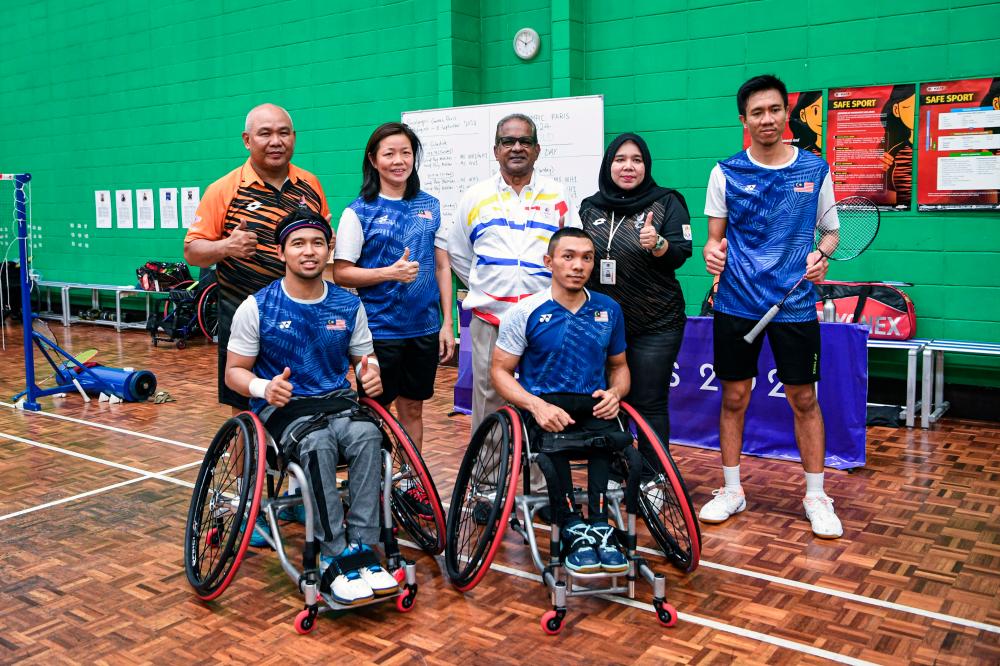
left=495, top=113, right=538, bottom=145
left=546, top=227, right=594, bottom=256
left=361, top=122, right=422, bottom=202
left=274, top=207, right=331, bottom=249
left=737, top=74, right=788, bottom=116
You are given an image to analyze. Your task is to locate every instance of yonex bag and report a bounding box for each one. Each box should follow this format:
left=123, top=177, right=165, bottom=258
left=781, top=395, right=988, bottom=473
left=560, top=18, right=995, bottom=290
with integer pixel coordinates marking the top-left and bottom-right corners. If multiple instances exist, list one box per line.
left=814, top=281, right=916, bottom=340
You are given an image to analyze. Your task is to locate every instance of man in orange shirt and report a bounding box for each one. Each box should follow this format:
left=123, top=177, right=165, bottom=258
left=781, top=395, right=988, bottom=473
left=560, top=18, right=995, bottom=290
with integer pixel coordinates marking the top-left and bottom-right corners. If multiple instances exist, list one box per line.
left=185, top=103, right=330, bottom=411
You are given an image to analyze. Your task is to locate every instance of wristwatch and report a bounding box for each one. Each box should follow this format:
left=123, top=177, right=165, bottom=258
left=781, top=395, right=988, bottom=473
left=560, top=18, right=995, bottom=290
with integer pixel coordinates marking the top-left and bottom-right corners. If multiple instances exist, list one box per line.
left=653, top=235, right=666, bottom=251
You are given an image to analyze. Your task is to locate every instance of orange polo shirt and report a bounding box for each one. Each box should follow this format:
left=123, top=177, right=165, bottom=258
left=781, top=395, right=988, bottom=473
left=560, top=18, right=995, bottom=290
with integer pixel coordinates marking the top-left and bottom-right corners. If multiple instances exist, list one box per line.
left=185, top=159, right=330, bottom=309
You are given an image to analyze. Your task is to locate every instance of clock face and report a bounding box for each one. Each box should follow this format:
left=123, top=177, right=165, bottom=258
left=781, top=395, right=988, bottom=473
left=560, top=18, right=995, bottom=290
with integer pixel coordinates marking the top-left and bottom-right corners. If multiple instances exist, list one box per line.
left=514, top=28, right=539, bottom=60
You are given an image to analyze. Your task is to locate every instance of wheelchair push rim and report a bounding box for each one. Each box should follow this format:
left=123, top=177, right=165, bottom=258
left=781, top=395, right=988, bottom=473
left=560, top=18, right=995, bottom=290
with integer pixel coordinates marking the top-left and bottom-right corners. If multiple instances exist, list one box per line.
left=197, top=281, right=219, bottom=341
left=444, top=407, right=522, bottom=591
left=359, top=397, right=446, bottom=554
left=620, top=402, right=701, bottom=573
left=184, top=411, right=266, bottom=600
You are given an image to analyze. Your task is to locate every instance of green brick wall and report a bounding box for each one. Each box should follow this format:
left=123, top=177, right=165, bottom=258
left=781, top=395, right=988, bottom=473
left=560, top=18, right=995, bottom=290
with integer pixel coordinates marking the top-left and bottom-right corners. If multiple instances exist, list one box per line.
left=1, top=0, right=998, bottom=386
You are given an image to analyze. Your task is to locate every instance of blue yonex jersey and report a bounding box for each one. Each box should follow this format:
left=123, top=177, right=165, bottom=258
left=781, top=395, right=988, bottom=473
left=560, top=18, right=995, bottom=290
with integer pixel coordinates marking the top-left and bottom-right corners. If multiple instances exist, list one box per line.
left=714, top=149, right=829, bottom=322
left=249, top=280, right=361, bottom=412
left=347, top=192, right=441, bottom=339
left=496, top=288, right=627, bottom=395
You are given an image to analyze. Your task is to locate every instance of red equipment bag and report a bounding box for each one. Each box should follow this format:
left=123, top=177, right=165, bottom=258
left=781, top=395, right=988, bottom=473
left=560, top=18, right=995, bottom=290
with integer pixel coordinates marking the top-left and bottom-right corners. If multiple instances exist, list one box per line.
left=814, top=281, right=916, bottom=340
left=136, top=261, right=193, bottom=292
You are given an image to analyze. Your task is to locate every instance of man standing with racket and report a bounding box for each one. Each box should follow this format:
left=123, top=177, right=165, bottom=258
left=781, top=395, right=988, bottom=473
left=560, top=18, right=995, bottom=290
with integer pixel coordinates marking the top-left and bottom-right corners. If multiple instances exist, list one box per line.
left=701, top=74, right=842, bottom=538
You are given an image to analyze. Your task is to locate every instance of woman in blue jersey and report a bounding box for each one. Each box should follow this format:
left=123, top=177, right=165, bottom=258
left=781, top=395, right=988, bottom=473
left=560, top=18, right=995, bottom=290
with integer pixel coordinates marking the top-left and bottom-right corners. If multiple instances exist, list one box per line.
left=333, top=123, right=454, bottom=513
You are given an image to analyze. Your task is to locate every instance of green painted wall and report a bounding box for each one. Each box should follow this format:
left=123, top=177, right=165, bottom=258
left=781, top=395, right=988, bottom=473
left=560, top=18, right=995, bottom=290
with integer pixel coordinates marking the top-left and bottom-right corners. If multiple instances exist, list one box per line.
left=1, top=0, right=998, bottom=386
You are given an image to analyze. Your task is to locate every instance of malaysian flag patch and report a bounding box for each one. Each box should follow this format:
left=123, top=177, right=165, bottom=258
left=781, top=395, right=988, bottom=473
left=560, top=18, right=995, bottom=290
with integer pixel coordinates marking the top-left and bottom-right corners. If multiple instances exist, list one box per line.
left=594, top=310, right=609, bottom=323
left=793, top=181, right=815, bottom=193
left=418, top=210, right=433, bottom=219
left=326, top=319, right=347, bottom=331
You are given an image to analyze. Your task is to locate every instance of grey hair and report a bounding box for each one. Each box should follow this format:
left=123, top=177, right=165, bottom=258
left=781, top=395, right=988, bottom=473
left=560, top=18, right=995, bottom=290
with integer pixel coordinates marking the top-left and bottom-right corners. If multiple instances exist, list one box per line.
left=244, top=104, right=294, bottom=133
left=495, top=113, right=538, bottom=144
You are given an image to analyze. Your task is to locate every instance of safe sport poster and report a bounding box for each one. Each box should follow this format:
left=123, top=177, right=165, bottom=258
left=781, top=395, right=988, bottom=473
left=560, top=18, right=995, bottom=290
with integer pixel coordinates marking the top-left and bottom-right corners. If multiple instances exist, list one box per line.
left=742, top=90, right=824, bottom=156
left=917, top=77, right=1000, bottom=211
left=827, top=84, right=916, bottom=210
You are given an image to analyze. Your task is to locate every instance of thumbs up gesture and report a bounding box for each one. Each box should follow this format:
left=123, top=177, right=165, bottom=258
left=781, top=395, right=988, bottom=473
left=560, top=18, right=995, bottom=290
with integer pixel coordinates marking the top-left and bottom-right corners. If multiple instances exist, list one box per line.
left=638, top=211, right=659, bottom=251
left=387, top=246, right=420, bottom=284
left=705, top=237, right=728, bottom=276
left=265, top=367, right=293, bottom=407
left=357, top=354, right=383, bottom=397
left=227, top=219, right=258, bottom=259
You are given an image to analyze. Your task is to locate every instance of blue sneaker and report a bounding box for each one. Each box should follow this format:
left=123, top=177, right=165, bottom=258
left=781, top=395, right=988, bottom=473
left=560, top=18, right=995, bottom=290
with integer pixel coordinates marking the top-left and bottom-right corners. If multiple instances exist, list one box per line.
left=277, top=492, right=306, bottom=523
left=589, top=522, right=628, bottom=573
left=246, top=514, right=269, bottom=548
left=561, top=519, right=600, bottom=574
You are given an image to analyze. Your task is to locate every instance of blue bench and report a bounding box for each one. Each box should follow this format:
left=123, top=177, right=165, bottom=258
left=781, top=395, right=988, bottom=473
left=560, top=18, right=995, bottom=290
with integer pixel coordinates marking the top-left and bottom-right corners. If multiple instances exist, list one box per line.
left=921, top=339, right=1000, bottom=428
left=867, top=338, right=931, bottom=428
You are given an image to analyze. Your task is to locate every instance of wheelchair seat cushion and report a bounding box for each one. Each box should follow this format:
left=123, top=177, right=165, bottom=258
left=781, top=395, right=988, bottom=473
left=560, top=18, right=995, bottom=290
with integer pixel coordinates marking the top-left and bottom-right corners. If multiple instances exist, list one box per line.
left=537, top=429, right=631, bottom=455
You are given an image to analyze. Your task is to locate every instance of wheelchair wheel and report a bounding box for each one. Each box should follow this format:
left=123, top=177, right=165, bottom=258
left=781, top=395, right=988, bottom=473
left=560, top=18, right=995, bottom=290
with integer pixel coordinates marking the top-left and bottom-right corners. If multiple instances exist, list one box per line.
left=184, top=412, right=266, bottom=600
left=444, top=406, right=522, bottom=591
left=197, top=282, right=219, bottom=341
left=358, top=397, right=446, bottom=555
left=619, top=402, right=701, bottom=573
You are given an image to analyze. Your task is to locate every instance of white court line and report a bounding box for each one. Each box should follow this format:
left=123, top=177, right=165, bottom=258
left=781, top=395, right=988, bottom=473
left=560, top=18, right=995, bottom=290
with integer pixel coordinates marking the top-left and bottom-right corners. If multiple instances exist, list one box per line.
left=474, top=558, right=878, bottom=666
left=0, top=430, right=200, bottom=487
left=0, top=400, right=208, bottom=452
left=0, top=460, right=198, bottom=523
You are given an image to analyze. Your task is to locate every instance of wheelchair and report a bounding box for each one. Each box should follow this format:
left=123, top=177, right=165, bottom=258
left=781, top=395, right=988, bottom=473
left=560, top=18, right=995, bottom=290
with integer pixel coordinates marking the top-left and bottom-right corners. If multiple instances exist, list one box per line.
left=148, top=270, right=218, bottom=349
left=444, top=401, right=701, bottom=635
left=183, top=396, right=446, bottom=634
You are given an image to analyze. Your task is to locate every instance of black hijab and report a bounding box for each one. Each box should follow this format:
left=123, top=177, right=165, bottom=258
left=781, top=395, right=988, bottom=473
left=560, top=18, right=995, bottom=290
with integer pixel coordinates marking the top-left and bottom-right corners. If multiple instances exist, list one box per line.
left=582, top=132, right=688, bottom=216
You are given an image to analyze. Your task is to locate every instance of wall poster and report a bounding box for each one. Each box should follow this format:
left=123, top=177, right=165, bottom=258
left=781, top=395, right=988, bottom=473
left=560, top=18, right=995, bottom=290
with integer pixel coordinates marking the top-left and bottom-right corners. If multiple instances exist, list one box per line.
left=827, top=84, right=916, bottom=210
left=917, top=77, right=1000, bottom=211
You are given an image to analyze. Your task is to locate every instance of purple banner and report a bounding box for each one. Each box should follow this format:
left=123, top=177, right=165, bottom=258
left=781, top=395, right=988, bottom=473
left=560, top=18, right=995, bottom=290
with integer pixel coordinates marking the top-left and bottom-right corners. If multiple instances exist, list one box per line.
left=671, top=317, right=868, bottom=470
left=453, top=305, right=472, bottom=415
left=453, top=315, right=868, bottom=470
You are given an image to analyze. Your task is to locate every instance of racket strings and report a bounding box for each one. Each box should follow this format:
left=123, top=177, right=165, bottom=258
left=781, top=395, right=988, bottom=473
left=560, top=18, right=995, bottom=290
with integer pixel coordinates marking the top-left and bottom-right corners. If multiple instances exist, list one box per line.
left=816, top=198, right=879, bottom=261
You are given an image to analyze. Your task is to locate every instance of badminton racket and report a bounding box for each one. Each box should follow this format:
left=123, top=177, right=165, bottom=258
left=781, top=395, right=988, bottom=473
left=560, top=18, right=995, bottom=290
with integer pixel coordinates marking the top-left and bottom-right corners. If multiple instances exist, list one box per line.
left=743, top=196, right=880, bottom=344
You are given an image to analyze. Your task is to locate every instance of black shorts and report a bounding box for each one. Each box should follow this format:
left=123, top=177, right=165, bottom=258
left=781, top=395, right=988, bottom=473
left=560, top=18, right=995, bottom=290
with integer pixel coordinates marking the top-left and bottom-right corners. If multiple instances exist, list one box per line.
left=365, top=333, right=439, bottom=404
left=713, top=311, right=821, bottom=385
left=217, top=294, right=250, bottom=411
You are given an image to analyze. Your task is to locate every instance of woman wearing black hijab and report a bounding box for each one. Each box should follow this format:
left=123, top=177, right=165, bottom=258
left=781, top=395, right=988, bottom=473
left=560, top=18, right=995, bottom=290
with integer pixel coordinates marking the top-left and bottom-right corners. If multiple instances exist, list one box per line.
left=580, top=132, right=692, bottom=450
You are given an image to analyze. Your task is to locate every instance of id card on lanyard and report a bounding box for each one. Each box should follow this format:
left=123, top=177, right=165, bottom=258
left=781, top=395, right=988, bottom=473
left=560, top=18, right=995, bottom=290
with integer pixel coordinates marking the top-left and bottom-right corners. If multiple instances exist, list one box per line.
left=600, top=212, right=628, bottom=285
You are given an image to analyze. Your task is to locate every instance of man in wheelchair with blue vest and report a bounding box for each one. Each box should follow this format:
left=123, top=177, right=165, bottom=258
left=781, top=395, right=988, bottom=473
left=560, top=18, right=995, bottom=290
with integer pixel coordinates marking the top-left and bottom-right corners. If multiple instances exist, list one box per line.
left=491, top=227, right=632, bottom=573
left=224, top=208, right=400, bottom=605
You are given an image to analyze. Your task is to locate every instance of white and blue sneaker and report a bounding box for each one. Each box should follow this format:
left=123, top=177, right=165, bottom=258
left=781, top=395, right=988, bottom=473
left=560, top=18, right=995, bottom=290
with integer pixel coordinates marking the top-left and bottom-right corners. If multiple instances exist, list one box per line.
left=589, top=522, right=629, bottom=573
left=561, top=519, right=601, bottom=574
left=320, top=551, right=374, bottom=606
left=277, top=492, right=306, bottom=524
left=348, top=543, right=400, bottom=597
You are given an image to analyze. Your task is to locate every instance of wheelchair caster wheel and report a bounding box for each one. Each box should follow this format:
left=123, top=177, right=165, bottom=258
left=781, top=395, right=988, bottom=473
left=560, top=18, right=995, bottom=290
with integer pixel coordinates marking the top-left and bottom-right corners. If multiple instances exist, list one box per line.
left=392, top=568, right=406, bottom=584
left=540, top=609, right=564, bottom=635
left=396, top=587, right=415, bottom=612
left=654, top=601, right=677, bottom=628
left=176, top=339, right=187, bottom=350
left=294, top=609, right=317, bottom=635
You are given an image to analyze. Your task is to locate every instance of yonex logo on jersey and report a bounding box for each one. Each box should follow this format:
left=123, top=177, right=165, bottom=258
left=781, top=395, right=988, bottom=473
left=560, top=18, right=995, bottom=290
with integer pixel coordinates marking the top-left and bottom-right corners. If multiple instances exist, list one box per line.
left=539, top=314, right=552, bottom=323
left=743, top=184, right=757, bottom=192
left=246, top=201, right=263, bottom=211
left=594, top=311, right=609, bottom=323
left=279, top=321, right=291, bottom=329
left=372, top=215, right=393, bottom=228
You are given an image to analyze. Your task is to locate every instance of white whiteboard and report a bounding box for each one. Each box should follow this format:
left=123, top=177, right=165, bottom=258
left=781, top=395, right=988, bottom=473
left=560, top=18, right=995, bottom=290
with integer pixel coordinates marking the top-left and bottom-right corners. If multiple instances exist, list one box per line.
left=402, top=95, right=604, bottom=229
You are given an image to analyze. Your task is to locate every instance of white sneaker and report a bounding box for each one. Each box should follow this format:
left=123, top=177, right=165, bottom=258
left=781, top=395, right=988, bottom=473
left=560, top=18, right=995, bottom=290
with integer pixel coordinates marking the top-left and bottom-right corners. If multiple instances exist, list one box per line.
left=803, top=495, right=843, bottom=539
left=359, top=564, right=400, bottom=597
left=320, top=555, right=375, bottom=605
left=698, top=487, right=746, bottom=524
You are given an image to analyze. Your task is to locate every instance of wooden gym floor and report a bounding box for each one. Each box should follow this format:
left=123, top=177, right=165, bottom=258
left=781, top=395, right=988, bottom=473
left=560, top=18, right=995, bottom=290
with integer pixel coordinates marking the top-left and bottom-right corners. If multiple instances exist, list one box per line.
left=0, top=321, right=997, bottom=665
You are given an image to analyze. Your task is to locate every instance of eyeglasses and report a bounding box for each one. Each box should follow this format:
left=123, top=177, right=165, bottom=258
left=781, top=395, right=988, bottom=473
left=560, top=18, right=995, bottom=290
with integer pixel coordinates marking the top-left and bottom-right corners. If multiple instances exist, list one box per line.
left=497, top=135, right=537, bottom=148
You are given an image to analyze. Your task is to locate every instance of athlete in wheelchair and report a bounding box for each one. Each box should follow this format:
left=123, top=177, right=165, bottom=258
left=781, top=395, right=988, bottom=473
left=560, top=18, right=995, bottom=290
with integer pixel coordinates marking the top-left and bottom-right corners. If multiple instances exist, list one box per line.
left=444, top=228, right=701, bottom=634
left=183, top=209, right=445, bottom=634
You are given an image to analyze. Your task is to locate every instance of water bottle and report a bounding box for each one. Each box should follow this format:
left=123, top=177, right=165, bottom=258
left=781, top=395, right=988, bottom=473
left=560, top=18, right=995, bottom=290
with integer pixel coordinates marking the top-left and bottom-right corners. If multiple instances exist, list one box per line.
left=822, top=298, right=836, bottom=323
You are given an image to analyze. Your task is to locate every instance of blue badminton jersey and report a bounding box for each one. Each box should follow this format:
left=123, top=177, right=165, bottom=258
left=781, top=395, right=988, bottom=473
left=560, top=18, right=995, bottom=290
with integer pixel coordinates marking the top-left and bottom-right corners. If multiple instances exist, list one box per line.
left=710, top=149, right=829, bottom=322
left=247, top=280, right=363, bottom=412
left=339, top=192, right=442, bottom=339
left=496, top=288, right=626, bottom=395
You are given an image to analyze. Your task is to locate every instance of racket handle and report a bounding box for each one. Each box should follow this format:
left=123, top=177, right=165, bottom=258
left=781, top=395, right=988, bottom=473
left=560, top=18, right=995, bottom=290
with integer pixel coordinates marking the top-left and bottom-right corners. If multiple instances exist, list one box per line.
left=743, top=305, right=780, bottom=344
